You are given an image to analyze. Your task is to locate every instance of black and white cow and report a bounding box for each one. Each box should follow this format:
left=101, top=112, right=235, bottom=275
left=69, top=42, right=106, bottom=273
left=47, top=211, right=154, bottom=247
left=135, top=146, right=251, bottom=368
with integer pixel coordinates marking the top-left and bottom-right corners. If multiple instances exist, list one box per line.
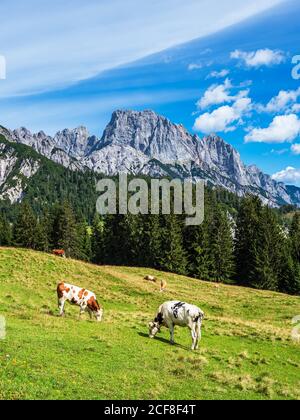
left=149, top=301, right=204, bottom=350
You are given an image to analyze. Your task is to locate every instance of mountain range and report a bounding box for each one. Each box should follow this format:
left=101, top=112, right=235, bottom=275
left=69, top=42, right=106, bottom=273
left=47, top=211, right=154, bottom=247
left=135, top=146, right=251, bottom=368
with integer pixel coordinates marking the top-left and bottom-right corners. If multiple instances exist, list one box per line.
left=1, top=110, right=299, bottom=206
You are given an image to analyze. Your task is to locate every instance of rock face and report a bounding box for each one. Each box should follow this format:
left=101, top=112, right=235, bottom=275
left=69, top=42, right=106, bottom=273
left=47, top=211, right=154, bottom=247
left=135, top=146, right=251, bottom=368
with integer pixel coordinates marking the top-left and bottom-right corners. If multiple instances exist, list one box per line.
left=54, top=126, right=98, bottom=158
left=0, top=140, right=40, bottom=203
left=1, top=110, right=300, bottom=207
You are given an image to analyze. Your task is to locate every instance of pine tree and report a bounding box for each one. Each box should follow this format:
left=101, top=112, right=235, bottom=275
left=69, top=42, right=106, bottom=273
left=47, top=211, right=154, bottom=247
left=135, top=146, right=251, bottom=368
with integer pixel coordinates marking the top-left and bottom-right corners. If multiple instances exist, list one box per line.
left=249, top=206, right=282, bottom=291
left=51, top=202, right=80, bottom=258
left=77, top=221, right=92, bottom=262
left=290, top=212, right=300, bottom=263
left=14, top=202, right=37, bottom=249
left=235, top=196, right=262, bottom=286
left=279, top=245, right=300, bottom=295
left=91, top=213, right=104, bottom=264
left=209, top=207, right=235, bottom=282
left=160, top=214, right=187, bottom=275
left=0, top=214, right=12, bottom=246
left=102, top=214, right=133, bottom=266
left=35, top=215, right=51, bottom=252
left=139, top=214, right=162, bottom=268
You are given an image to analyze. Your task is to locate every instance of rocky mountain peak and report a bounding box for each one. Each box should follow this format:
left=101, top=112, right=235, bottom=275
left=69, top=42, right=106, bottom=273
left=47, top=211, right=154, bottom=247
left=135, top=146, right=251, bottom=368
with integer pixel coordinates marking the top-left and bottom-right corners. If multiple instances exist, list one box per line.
left=98, top=109, right=199, bottom=163
left=1, top=109, right=300, bottom=207
left=54, top=126, right=99, bottom=158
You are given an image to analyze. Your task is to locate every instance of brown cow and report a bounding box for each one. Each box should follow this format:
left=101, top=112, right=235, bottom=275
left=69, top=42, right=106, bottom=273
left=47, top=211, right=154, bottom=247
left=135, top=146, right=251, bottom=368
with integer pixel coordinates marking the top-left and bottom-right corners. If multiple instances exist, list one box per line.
left=53, top=249, right=66, bottom=258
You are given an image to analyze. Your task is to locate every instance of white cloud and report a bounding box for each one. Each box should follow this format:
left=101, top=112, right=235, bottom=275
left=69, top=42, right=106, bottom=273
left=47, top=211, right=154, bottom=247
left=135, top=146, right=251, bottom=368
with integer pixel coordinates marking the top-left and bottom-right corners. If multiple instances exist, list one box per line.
left=188, top=63, right=203, bottom=71
left=291, top=144, right=300, bottom=155
left=231, top=48, right=285, bottom=68
left=194, top=97, right=252, bottom=134
left=197, top=78, right=249, bottom=110
left=197, top=79, right=233, bottom=109
left=291, top=104, right=300, bottom=113
left=207, top=69, right=230, bottom=79
left=261, top=88, right=300, bottom=113
left=272, top=167, right=300, bottom=185
left=245, top=114, right=300, bottom=143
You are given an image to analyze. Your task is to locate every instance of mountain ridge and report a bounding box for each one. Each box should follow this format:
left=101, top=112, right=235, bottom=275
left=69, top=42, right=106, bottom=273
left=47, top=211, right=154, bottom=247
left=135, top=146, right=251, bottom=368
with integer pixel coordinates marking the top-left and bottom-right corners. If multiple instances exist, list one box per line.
left=0, top=110, right=299, bottom=207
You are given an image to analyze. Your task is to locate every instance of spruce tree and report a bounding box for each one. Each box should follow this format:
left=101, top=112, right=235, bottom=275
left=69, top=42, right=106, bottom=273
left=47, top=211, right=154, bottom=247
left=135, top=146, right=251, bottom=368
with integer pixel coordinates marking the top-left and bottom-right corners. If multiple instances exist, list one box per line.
left=51, top=202, right=80, bottom=258
left=0, top=214, right=12, bottom=246
left=209, top=207, right=235, bottom=282
left=279, top=245, right=300, bottom=295
left=14, top=202, right=37, bottom=249
left=184, top=221, right=212, bottom=281
left=139, top=214, right=162, bottom=268
left=77, top=221, right=92, bottom=262
left=35, top=215, right=51, bottom=252
left=102, top=214, right=133, bottom=266
left=160, top=214, right=187, bottom=275
left=91, top=213, right=104, bottom=264
left=290, top=212, right=300, bottom=263
left=249, top=206, right=282, bottom=291
left=235, top=196, right=262, bottom=286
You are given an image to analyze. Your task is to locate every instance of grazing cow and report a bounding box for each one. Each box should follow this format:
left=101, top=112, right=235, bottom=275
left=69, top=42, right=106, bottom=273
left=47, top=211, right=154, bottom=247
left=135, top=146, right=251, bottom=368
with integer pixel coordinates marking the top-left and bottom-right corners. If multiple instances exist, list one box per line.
left=144, top=275, right=157, bottom=283
left=53, top=249, right=66, bottom=258
left=149, top=301, right=204, bottom=350
left=57, top=282, right=103, bottom=321
left=144, top=275, right=167, bottom=292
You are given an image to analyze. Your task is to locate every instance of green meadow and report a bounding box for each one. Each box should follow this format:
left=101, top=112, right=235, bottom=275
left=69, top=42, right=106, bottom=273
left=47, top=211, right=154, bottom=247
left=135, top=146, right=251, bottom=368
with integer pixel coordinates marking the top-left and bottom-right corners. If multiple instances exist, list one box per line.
left=0, top=247, right=299, bottom=400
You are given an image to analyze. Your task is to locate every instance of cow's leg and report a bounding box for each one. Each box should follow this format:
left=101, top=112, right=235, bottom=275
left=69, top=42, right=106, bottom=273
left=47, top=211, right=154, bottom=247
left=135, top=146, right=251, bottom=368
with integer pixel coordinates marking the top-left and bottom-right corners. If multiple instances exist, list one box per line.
left=168, top=322, right=175, bottom=345
left=189, top=322, right=197, bottom=350
left=195, top=322, right=202, bottom=350
left=58, top=298, right=66, bottom=317
left=87, top=307, right=93, bottom=320
left=79, top=304, right=86, bottom=320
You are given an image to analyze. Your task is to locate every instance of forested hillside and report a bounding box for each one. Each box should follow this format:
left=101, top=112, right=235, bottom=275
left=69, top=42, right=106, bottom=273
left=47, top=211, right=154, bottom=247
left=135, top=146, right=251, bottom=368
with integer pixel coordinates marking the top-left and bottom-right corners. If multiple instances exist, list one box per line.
left=1, top=193, right=300, bottom=295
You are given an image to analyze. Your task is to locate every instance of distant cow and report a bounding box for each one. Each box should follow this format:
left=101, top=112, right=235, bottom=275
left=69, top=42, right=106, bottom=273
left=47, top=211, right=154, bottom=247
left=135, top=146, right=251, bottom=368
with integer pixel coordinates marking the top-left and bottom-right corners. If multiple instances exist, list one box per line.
left=149, top=301, right=204, bottom=350
left=160, top=280, right=167, bottom=293
left=144, top=275, right=157, bottom=282
left=53, top=249, right=66, bottom=258
left=57, top=282, right=103, bottom=321
left=144, top=275, right=167, bottom=292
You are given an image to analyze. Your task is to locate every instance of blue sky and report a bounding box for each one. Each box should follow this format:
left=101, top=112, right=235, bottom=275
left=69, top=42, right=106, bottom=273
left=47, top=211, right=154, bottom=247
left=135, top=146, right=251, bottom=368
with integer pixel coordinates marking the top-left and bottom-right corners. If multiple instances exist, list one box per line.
left=1, top=0, right=300, bottom=184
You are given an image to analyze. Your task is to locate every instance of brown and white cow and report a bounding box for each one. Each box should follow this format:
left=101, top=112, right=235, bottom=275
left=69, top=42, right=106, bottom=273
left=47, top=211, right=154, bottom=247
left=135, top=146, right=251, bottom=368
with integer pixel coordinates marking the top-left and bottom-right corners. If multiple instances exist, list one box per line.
left=57, top=282, right=103, bottom=321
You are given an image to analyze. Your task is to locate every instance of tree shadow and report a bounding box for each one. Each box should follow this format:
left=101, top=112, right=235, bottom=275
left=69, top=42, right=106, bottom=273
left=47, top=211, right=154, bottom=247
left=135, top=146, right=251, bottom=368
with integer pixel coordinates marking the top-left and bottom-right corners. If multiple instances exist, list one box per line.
left=138, top=332, right=187, bottom=350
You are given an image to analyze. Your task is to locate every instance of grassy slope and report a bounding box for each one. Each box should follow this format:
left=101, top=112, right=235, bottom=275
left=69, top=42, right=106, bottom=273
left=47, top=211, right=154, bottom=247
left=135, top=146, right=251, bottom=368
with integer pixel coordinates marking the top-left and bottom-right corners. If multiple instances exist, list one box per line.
left=0, top=248, right=299, bottom=400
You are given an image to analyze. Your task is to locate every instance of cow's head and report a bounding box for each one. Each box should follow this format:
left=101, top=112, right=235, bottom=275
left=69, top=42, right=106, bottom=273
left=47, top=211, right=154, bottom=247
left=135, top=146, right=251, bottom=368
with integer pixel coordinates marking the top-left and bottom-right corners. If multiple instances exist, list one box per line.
left=87, top=297, right=103, bottom=322
left=95, top=307, right=104, bottom=322
left=148, top=321, right=161, bottom=338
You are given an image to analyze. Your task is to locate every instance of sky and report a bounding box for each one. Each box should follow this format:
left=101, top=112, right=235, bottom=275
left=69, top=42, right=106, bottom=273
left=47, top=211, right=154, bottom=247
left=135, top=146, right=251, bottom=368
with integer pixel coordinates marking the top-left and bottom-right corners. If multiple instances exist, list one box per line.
left=1, top=0, right=300, bottom=185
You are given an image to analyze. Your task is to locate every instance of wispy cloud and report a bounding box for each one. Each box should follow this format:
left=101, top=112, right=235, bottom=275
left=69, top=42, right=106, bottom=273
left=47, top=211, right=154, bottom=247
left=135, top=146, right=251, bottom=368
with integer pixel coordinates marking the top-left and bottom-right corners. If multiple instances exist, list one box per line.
left=207, top=69, right=230, bottom=79
left=0, top=0, right=285, bottom=98
left=188, top=63, right=204, bottom=71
